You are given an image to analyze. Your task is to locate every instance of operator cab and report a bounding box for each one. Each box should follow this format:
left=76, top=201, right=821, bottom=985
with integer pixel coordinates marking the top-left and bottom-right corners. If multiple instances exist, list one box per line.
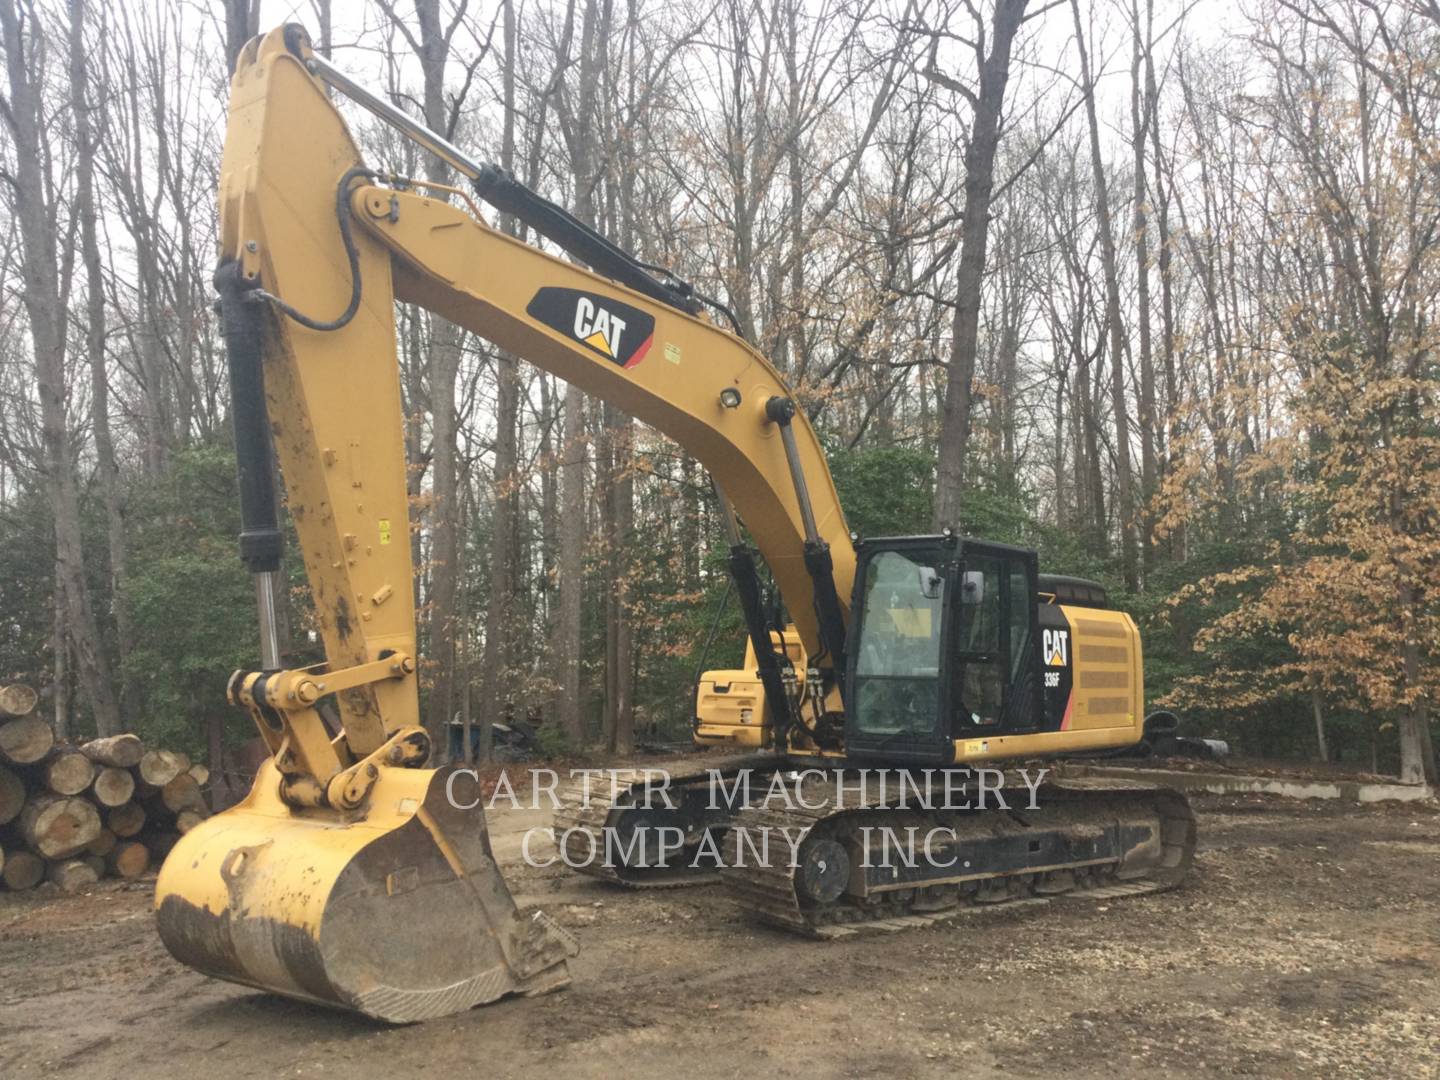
left=843, top=534, right=1041, bottom=765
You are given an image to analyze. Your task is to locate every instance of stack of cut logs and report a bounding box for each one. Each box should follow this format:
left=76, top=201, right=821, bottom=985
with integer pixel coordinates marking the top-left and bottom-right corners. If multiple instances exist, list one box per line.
left=0, top=682, right=211, bottom=893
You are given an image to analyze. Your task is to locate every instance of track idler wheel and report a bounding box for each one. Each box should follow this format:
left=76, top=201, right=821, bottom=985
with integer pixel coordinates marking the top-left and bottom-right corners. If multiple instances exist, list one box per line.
left=797, top=836, right=850, bottom=905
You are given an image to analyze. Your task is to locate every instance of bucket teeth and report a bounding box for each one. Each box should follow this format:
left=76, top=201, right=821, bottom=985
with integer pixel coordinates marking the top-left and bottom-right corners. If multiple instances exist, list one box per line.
left=511, top=909, right=580, bottom=981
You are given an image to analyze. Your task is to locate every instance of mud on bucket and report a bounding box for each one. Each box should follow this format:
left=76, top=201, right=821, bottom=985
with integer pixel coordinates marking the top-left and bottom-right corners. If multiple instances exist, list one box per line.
left=154, top=761, right=577, bottom=1022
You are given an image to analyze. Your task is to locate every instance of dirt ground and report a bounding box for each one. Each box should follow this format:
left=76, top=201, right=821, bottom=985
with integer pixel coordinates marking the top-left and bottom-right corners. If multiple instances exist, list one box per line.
left=3, top=788, right=1438, bottom=1079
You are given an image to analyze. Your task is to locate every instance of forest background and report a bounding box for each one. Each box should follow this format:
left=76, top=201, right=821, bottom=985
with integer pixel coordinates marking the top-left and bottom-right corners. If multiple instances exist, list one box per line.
left=0, top=0, right=1434, bottom=783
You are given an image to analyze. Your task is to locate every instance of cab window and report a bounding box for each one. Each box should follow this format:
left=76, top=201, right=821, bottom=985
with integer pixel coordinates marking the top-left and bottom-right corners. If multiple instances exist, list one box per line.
left=852, top=549, right=945, bottom=737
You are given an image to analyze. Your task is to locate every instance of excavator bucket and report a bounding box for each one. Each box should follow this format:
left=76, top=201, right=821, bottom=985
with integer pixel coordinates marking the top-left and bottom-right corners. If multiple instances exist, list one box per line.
left=155, top=761, right=576, bottom=1023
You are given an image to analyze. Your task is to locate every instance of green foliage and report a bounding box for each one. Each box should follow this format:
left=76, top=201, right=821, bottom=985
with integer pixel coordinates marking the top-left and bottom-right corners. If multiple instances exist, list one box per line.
left=826, top=443, right=933, bottom=537
left=954, top=480, right=1038, bottom=549
left=1131, top=538, right=1261, bottom=727
left=629, top=447, right=1115, bottom=742
left=0, top=490, right=56, bottom=682
left=119, top=445, right=261, bottom=757
left=628, top=525, right=743, bottom=740
left=533, top=723, right=575, bottom=759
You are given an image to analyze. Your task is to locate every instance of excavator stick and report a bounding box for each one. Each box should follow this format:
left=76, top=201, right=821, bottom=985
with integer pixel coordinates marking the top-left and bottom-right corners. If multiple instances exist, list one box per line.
left=157, top=762, right=575, bottom=1022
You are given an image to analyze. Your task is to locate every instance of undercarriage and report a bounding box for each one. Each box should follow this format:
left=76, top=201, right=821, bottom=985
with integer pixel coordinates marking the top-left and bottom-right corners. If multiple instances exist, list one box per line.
left=551, top=758, right=1196, bottom=935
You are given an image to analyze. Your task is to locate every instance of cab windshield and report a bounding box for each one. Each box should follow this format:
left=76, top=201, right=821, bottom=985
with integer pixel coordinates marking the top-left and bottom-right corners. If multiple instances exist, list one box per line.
left=852, top=549, right=944, bottom=737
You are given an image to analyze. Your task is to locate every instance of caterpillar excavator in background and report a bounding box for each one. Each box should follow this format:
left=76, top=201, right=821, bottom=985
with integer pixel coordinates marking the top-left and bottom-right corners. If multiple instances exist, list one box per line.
left=693, top=626, right=804, bottom=748
left=155, top=23, right=1195, bottom=1024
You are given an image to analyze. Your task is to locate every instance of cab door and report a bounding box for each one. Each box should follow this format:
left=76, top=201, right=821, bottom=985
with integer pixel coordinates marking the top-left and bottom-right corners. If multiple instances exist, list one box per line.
left=951, top=542, right=1041, bottom=734
left=844, top=540, right=957, bottom=765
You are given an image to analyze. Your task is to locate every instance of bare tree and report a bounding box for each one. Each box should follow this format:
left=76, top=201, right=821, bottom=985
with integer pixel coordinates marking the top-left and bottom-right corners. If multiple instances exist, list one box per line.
left=221, top=0, right=259, bottom=74
left=374, top=0, right=489, bottom=759
left=71, top=0, right=132, bottom=720
left=0, top=0, right=122, bottom=734
left=546, top=0, right=608, bottom=745
left=925, top=0, right=1035, bottom=529
left=476, top=0, right=524, bottom=763
left=1070, top=0, right=1138, bottom=591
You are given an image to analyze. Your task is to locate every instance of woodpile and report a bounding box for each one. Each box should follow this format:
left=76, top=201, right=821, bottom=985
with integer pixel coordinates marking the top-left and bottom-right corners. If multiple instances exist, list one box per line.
left=0, top=683, right=210, bottom=893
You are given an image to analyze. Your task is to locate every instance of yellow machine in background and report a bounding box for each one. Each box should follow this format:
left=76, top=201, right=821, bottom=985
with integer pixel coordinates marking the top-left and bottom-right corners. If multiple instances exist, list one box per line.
left=693, top=627, right=803, bottom=748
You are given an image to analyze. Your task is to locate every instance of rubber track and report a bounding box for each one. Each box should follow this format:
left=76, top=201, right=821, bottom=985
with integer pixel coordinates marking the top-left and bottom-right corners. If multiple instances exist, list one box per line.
left=552, top=753, right=774, bottom=889
left=718, top=770, right=1196, bottom=937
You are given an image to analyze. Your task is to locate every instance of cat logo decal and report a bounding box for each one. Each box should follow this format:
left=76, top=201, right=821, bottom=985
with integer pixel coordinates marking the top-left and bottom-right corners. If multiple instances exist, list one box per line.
left=1043, top=628, right=1070, bottom=667
left=527, top=287, right=655, bottom=368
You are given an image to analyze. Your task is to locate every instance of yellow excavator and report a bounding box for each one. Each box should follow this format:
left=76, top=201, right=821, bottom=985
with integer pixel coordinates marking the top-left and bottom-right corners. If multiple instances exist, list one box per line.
left=693, top=627, right=804, bottom=748
left=156, top=23, right=1195, bottom=1023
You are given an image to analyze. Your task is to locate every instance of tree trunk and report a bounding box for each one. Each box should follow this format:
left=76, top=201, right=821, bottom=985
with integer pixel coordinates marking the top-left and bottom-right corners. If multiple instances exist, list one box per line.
left=1050, top=342, right=1068, bottom=528
left=48, top=858, right=100, bottom=893
left=540, top=375, right=559, bottom=626
left=310, top=0, right=332, bottom=57
left=0, top=764, right=24, bottom=824
left=1080, top=359, right=1107, bottom=544
left=0, top=683, right=38, bottom=717
left=222, top=0, right=260, bottom=73
left=478, top=345, right=520, bottom=761
left=81, top=734, right=143, bottom=769
left=407, top=0, right=471, bottom=765
left=107, top=802, right=145, bottom=838
left=609, top=410, right=635, bottom=755
left=477, top=0, right=522, bottom=765
left=1148, top=42, right=1183, bottom=563
left=1397, top=581, right=1437, bottom=784
left=1130, top=0, right=1157, bottom=578
left=52, top=568, right=69, bottom=736
left=161, top=772, right=203, bottom=813
left=1310, top=684, right=1328, bottom=763
left=0, top=0, right=122, bottom=737
left=137, top=749, right=189, bottom=788
left=556, top=384, right=587, bottom=745
left=3, top=851, right=44, bottom=891
left=1073, top=0, right=1139, bottom=592
left=107, top=840, right=150, bottom=879
left=932, top=0, right=1030, bottom=528
left=424, top=320, right=463, bottom=762
left=550, top=0, right=608, bottom=745
left=71, top=0, right=134, bottom=722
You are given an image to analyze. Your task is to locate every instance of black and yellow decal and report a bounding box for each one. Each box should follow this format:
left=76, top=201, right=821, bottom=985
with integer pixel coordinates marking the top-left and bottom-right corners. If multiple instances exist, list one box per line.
left=1037, top=605, right=1074, bottom=732
left=527, top=286, right=655, bottom=368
